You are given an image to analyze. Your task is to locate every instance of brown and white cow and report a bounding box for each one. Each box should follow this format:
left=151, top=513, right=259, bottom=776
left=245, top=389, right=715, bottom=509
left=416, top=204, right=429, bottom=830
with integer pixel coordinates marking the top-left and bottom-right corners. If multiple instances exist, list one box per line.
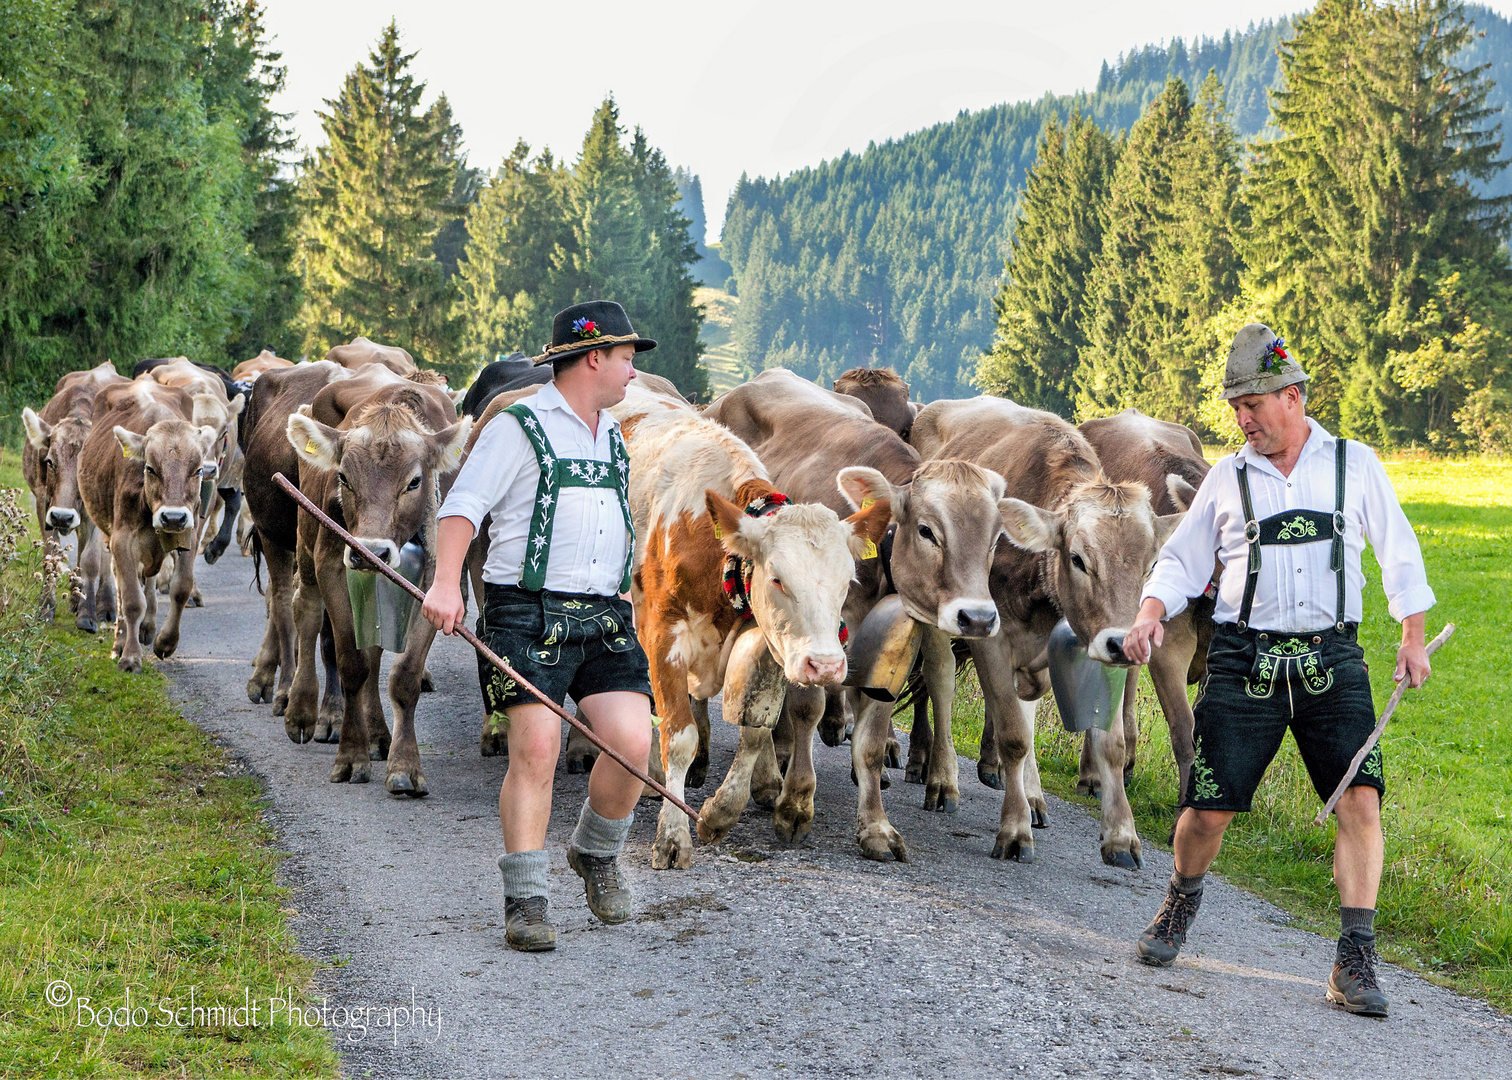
left=705, top=369, right=1008, bottom=861
left=285, top=369, right=469, bottom=793
left=623, top=403, right=891, bottom=867
left=79, top=380, right=219, bottom=672
left=833, top=366, right=917, bottom=441
left=324, top=336, right=418, bottom=376
left=909, top=396, right=1184, bottom=868
left=232, top=349, right=294, bottom=383
left=21, top=361, right=128, bottom=628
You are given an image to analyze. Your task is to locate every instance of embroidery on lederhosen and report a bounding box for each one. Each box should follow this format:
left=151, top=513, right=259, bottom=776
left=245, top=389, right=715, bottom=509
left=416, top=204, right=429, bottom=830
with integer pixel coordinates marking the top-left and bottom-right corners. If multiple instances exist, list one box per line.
left=1359, top=743, right=1384, bottom=781
left=533, top=593, right=637, bottom=666
left=504, top=403, right=635, bottom=593
left=1189, top=733, right=1222, bottom=802
left=481, top=652, right=518, bottom=714
left=1245, top=634, right=1335, bottom=699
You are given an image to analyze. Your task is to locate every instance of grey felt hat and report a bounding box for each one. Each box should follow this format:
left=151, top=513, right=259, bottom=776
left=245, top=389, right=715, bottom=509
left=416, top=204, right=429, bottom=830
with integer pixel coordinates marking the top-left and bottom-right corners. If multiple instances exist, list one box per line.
left=1221, top=323, right=1309, bottom=399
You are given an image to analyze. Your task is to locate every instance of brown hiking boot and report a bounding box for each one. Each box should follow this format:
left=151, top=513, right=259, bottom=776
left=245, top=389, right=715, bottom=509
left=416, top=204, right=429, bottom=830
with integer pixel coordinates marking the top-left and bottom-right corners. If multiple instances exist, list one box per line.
left=1327, top=935, right=1389, bottom=1018
left=1136, top=885, right=1203, bottom=966
left=566, top=848, right=633, bottom=925
left=504, top=896, right=556, bottom=952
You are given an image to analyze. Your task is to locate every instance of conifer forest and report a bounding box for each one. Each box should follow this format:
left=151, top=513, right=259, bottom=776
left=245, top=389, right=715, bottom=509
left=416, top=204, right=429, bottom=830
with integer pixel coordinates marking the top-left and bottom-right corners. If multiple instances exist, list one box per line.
left=3, top=1, right=1511, bottom=450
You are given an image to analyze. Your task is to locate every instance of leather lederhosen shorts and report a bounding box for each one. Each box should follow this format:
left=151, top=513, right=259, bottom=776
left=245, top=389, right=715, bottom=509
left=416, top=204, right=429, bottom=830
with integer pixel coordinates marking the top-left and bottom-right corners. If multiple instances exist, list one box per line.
left=476, top=584, right=652, bottom=714
left=1184, top=622, right=1384, bottom=813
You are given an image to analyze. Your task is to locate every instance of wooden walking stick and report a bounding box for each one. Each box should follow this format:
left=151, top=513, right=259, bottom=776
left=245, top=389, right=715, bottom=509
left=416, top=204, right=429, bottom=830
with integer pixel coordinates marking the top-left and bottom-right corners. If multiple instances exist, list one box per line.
left=273, top=472, right=699, bottom=824
left=1314, top=622, right=1455, bottom=826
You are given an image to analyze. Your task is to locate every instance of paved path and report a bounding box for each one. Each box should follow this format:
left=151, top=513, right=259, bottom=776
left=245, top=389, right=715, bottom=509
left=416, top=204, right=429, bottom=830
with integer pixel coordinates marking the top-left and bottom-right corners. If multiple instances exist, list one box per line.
left=155, top=552, right=1511, bottom=1079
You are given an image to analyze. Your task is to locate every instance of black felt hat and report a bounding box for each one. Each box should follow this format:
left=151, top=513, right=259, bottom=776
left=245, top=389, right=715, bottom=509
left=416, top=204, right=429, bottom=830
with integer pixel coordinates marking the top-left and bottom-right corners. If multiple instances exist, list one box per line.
left=532, top=300, right=657, bottom=366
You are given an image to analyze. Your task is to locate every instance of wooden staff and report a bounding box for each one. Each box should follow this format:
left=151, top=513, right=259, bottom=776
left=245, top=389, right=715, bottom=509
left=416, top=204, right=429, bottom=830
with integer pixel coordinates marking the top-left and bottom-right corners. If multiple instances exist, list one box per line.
left=272, top=472, right=698, bottom=823
left=1314, top=622, right=1455, bottom=826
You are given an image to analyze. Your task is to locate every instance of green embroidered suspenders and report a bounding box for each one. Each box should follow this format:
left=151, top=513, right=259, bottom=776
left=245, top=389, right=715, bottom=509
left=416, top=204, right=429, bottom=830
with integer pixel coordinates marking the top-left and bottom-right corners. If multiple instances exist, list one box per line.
left=503, top=403, right=635, bottom=594
left=1235, top=439, right=1348, bottom=700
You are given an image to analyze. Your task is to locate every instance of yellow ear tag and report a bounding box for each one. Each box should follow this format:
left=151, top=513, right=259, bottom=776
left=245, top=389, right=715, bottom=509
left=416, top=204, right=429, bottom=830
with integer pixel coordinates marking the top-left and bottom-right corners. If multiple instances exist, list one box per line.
left=861, top=496, right=877, bottom=511
left=712, top=521, right=723, bottom=540
left=861, top=537, right=879, bottom=560
left=120, top=444, right=132, bottom=459
left=305, top=437, right=318, bottom=455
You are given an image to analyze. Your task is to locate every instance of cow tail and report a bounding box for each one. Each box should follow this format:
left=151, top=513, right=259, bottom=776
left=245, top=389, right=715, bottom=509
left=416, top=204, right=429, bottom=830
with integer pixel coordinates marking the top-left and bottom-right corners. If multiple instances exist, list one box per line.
left=250, top=527, right=265, bottom=595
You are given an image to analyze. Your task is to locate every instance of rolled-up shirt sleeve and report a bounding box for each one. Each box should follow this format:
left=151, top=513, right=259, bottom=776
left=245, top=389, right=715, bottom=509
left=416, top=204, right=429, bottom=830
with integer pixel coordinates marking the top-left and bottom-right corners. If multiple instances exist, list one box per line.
left=1358, top=446, right=1435, bottom=622
left=1141, top=464, right=1224, bottom=620
left=437, top=412, right=529, bottom=535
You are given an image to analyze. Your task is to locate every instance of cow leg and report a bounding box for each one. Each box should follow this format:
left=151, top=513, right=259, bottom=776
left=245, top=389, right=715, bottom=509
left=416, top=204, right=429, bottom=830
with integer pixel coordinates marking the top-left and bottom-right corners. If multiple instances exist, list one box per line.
left=1087, top=673, right=1142, bottom=869
left=139, top=568, right=158, bottom=646
left=697, top=725, right=769, bottom=844
left=771, top=703, right=795, bottom=777
left=384, top=616, right=437, bottom=796
left=905, top=695, right=931, bottom=784
left=236, top=501, right=255, bottom=556
left=817, top=687, right=848, bottom=747
left=1020, top=697, right=1050, bottom=829
left=686, top=696, right=711, bottom=788
left=920, top=629, right=960, bottom=813
left=284, top=567, right=325, bottom=744
left=565, top=717, right=599, bottom=774
left=697, top=627, right=786, bottom=843
left=317, top=615, right=342, bottom=741
left=156, top=552, right=172, bottom=596
left=885, top=725, right=903, bottom=770
left=851, top=692, right=908, bottom=862
left=112, top=538, right=147, bottom=673
left=75, top=520, right=106, bottom=633
left=976, top=701, right=1002, bottom=790
left=972, top=636, right=1035, bottom=861
left=1150, top=611, right=1199, bottom=805
left=203, top=487, right=240, bottom=564
left=247, top=540, right=294, bottom=709
left=773, top=685, right=823, bottom=844
left=361, top=643, right=390, bottom=760
left=152, top=544, right=195, bottom=659
left=646, top=611, right=699, bottom=868
left=480, top=709, right=508, bottom=757
left=752, top=729, right=783, bottom=810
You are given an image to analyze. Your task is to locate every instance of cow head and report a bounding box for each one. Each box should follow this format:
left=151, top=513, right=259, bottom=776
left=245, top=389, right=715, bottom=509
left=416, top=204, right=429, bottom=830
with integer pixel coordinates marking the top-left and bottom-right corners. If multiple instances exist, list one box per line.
left=706, top=489, right=890, bottom=687
left=1000, top=477, right=1182, bottom=665
left=190, top=392, right=244, bottom=481
left=837, top=461, right=1006, bottom=638
left=114, top=420, right=219, bottom=540
left=24, top=407, right=91, bottom=535
left=833, top=368, right=915, bottom=440
left=287, top=397, right=470, bottom=570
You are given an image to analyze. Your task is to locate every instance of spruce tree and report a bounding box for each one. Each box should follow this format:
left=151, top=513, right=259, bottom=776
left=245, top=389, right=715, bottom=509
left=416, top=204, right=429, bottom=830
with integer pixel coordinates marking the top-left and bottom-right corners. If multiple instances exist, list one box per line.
left=976, top=113, right=1118, bottom=416
left=295, top=21, right=463, bottom=374
left=1075, top=75, right=1246, bottom=430
left=1246, top=0, right=1511, bottom=445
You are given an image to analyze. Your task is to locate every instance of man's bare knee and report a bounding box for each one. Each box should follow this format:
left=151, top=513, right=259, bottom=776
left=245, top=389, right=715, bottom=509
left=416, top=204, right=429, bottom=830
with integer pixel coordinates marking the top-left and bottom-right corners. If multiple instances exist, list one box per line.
left=1189, top=809, right=1235, bottom=836
left=1335, top=785, right=1381, bottom=825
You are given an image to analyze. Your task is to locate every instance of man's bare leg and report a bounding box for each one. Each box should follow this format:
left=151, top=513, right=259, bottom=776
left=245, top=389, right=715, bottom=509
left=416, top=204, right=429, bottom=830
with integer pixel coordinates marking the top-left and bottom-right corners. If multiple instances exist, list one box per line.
left=496, top=702, right=563, bottom=952
left=566, top=691, right=653, bottom=925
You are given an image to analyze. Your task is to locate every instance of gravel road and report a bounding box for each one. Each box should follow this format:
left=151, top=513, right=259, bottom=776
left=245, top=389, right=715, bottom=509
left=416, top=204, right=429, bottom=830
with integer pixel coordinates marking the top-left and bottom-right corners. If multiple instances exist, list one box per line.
left=154, top=552, right=1510, bottom=1079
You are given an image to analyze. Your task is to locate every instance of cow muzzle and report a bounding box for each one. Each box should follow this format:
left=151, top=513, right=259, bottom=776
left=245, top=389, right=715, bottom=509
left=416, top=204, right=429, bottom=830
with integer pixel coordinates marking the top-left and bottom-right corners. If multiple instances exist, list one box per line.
left=154, top=506, right=192, bottom=532
left=940, top=599, right=999, bottom=638
left=346, top=538, right=400, bottom=570
left=1086, top=627, right=1136, bottom=667
left=46, top=507, right=80, bottom=534
left=793, top=651, right=847, bottom=687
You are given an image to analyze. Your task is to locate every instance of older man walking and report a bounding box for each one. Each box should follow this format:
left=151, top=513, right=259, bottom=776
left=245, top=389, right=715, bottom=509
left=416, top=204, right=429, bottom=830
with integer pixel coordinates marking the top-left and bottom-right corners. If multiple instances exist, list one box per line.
left=1123, top=324, right=1435, bottom=1018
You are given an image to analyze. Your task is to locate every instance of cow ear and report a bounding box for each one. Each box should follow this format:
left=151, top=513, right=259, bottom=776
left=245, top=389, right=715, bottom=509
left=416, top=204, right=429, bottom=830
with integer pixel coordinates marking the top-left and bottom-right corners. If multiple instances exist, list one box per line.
left=114, top=426, right=145, bottom=461
left=227, top=392, right=246, bottom=417
left=429, top=417, right=472, bottom=474
left=21, top=407, right=51, bottom=450
left=999, top=497, right=1063, bottom=553
left=845, top=497, right=891, bottom=560
left=286, top=411, right=343, bottom=471
left=197, top=425, right=220, bottom=457
left=191, top=393, right=224, bottom=429
left=837, top=466, right=895, bottom=513
left=1154, top=511, right=1184, bottom=548
left=705, top=489, right=760, bottom=560
left=1165, top=473, right=1197, bottom=512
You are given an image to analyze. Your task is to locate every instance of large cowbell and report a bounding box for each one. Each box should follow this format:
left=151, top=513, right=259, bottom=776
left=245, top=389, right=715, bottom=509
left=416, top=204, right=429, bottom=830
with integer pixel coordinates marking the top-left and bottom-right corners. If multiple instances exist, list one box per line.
left=1046, top=618, right=1127, bottom=733
left=844, top=593, right=925, bottom=702
left=347, top=541, right=425, bottom=652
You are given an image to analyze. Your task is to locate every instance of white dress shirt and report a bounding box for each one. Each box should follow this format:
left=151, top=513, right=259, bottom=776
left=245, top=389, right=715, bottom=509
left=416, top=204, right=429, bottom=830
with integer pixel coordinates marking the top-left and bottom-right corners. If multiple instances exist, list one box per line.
left=439, top=381, right=630, bottom=595
left=1143, top=419, right=1435, bottom=631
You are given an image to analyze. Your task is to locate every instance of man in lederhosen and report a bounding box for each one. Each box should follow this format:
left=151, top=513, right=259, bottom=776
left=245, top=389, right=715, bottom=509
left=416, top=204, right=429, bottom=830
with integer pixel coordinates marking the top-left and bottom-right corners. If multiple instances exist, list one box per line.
left=1123, top=324, right=1434, bottom=1017
left=421, top=301, right=655, bottom=952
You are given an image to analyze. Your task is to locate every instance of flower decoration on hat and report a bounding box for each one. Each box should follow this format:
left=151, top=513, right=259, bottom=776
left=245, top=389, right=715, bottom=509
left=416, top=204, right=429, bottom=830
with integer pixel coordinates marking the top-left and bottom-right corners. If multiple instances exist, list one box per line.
left=571, top=317, right=601, bottom=340
left=1261, top=337, right=1288, bottom=370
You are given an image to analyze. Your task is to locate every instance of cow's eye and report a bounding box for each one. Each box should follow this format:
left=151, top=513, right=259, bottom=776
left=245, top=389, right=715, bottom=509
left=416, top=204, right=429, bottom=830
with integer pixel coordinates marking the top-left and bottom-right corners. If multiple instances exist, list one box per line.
left=143, top=464, right=157, bottom=478
left=917, top=523, right=937, bottom=544
left=336, top=472, right=350, bottom=489
left=1070, top=552, right=1087, bottom=573
left=770, top=577, right=785, bottom=594
left=406, top=475, right=422, bottom=491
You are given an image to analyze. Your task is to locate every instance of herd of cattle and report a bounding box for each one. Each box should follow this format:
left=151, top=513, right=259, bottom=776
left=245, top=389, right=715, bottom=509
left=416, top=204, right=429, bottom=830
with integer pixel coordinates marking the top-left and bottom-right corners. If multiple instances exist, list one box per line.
left=20, top=342, right=1219, bottom=874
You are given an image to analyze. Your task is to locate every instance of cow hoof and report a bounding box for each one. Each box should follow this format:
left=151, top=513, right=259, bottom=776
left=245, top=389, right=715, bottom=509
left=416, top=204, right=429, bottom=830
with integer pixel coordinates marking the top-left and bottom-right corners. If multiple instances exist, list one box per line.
left=314, top=712, right=339, bottom=742
left=879, top=770, right=890, bottom=791
left=1076, top=776, right=1100, bottom=797
left=76, top=616, right=97, bottom=634
left=923, top=786, right=959, bottom=814
left=153, top=633, right=178, bottom=660
left=1030, top=807, right=1050, bottom=829
left=990, top=836, right=1034, bottom=862
left=38, top=598, right=57, bottom=624
left=751, top=785, right=780, bottom=811
left=480, top=729, right=506, bottom=757
left=330, top=759, right=370, bottom=783
left=978, top=762, right=1005, bottom=790
left=1104, top=848, right=1141, bottom=870
left=187, top=591, right=203, bottom=608
left=1123, top=763, right=1135, bottom=787
left=386, top=771, right=428, bottom=797
left=884, top=739, right=902, bottom=770
left=138, top=622, right=156, bottom=646
left=420, top=669, right=436, bottom=692
left=651, top=834, right=692, bottom=870
left=566, top=748, right=597, bottom=774
left=772, top=804, right=812, bottom=845
left=203, top=538, right=228, bottom=564
left=247, top=677, right=272, bottom=705
left=117, top=655, right=143, bottom=674
left=284, top=716, right=313, bottom=743
left=818, top=720, right=845, bottom=748
left=857, top=824, right=909, bottom=863
left=369, top=740, right=389, bottom=762
left=905, top=761, right=926, bottom=784
left=685, top=759, right=707, bottom=789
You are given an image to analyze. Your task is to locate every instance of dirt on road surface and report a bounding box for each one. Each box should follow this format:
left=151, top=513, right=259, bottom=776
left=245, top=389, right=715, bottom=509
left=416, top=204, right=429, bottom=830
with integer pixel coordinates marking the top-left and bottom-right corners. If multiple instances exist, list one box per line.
left=155, top=553, right=1510, bottom=1079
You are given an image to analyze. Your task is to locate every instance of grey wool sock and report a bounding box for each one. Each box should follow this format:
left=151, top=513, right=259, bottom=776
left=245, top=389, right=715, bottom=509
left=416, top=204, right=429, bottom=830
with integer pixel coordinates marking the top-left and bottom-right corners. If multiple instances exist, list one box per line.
left=1171, top=869, right=1206, bottom=895
left=1341, top=906, right=1377, bottom=942
left=497, top=850, right=550, bottom=900
left=569, top=797, right=634, bottom=858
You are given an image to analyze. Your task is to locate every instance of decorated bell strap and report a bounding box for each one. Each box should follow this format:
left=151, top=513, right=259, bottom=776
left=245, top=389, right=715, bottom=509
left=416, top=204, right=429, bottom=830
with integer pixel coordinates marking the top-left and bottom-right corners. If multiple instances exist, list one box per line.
left=716, top=491, right=847, bottom=644
left=1244, top=632, right=1335, bottom=700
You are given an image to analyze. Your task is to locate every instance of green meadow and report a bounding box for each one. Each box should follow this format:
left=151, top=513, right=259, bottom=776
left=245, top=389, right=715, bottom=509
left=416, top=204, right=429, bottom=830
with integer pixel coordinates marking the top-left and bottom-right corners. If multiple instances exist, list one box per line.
left=946, top=457, right=1512, bottom=1009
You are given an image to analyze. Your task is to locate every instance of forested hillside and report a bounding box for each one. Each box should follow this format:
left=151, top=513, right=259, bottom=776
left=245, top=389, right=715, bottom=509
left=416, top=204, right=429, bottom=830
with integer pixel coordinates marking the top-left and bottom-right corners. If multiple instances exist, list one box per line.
left=720, top=4, right=1512, bottom=402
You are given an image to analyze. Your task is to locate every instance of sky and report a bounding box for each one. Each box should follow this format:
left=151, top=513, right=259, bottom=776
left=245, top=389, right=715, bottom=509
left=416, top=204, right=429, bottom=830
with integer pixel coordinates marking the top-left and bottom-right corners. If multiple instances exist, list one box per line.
left=261, top=1, right=1512, bottom=239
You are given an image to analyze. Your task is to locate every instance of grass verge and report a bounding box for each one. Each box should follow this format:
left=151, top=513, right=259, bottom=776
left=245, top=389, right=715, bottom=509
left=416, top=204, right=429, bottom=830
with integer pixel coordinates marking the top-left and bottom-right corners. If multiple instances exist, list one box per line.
left=942, top=457, right=1512, bottom=1011
left=0, top=450, right=338, bottom=1077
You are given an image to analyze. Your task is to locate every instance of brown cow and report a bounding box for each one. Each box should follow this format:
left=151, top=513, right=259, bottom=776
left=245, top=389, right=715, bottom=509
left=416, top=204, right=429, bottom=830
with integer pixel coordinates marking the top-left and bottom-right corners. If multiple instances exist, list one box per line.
left=232, top=349, right=293, bottom=383
left=624, top=400, right=891, bottom=867
left=833, top=367, right=917, bottom=440
left=1079, top=408, right=1213, bottom=809
left=285, top=368, right=469, bottom=793
left=705, top=370, right=1008, bottom=861
left=79, top=380, right=219, bottom=672
left=21, top=361, right=128, bottom=628
left=324, top=336, right=417, bottom=376
left=909, top=396, right=1183, bottom=868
